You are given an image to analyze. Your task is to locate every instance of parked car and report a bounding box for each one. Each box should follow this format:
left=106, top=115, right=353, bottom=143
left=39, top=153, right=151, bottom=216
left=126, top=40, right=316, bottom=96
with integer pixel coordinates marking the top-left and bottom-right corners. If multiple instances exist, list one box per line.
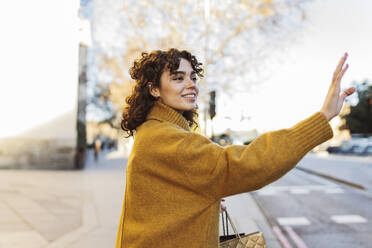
left=327, top=137, right=372, bottom=155
left=360, top=145, right=372, bottom=156
left=211, top=133, right=233, bottom=146
left=343, top=145, right=362, bottom=154
left=352, top=145, right=367, bottom=155
left=326, top=146, right=341, bottom=154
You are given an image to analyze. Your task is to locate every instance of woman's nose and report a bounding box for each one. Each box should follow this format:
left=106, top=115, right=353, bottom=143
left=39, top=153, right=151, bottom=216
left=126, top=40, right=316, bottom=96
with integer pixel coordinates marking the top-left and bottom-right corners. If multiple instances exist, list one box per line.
left=186, top=78, right=196, bottom=87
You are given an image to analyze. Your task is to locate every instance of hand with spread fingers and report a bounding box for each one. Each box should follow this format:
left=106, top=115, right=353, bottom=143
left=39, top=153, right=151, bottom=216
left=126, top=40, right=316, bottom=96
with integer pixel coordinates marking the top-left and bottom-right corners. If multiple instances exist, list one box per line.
left=320, top=53, right=356, bottom=121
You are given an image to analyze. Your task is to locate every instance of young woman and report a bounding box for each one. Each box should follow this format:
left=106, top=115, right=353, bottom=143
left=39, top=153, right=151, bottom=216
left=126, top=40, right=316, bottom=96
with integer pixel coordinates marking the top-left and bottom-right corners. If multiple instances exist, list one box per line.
left=115, top=48, right=355, bottom=248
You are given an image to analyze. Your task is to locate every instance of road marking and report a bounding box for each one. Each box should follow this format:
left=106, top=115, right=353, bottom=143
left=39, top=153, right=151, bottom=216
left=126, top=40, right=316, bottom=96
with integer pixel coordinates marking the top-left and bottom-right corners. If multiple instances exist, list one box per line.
left=324, top=188, right=344, bottom=194
left=331, top=215, right=367, bottom=224
left=290, top=188, right=310, bottom=194
left=256, top=185, right=344, bottom=195
left=257, top=190, right=277, bottom=195
left=272, top=226, right=293, bottom=248
left=283, top=226, right=308, bottom=248
left=277, top=217, right=311, bottom=226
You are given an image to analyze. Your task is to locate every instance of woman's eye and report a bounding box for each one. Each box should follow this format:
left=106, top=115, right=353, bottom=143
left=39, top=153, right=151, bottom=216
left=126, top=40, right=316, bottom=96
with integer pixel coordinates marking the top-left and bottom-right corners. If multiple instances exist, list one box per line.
left=174, top=77, right=183, bottom=81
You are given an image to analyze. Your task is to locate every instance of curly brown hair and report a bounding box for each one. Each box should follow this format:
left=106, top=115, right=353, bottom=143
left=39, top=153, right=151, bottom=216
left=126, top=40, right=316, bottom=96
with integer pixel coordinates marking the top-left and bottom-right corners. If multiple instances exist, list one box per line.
left=121, top=48, right=204, bottom=138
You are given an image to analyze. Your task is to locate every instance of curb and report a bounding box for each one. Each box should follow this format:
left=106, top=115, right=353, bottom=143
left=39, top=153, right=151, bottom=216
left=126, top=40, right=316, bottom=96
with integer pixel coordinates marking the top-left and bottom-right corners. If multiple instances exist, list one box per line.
left=296, top=166, right=366, bottom=191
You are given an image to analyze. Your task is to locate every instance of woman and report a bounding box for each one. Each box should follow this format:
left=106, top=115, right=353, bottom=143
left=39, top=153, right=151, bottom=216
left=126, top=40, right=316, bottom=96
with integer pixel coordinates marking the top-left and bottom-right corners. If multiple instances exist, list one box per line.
left=115, top=48, right=355, bottom=248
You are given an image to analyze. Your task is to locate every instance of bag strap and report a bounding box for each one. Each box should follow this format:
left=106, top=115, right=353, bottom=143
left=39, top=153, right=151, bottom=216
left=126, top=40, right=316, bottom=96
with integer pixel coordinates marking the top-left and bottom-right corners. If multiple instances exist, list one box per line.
left=221, top=208, right=226, bottom=236
left=221, top=208, right=245, bottom=245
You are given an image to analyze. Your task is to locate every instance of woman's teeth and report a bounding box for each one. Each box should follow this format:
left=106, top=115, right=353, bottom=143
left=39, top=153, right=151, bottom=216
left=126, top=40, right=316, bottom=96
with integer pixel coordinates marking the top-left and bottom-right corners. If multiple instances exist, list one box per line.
left=183, top=94, right=195, bottom=98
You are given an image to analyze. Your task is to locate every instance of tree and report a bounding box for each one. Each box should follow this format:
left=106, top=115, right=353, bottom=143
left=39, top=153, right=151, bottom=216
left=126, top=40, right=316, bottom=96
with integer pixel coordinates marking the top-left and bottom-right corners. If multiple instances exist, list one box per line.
left=87, top=0, right=313, bottom=128
left=339, top=80, right=372, bottom=135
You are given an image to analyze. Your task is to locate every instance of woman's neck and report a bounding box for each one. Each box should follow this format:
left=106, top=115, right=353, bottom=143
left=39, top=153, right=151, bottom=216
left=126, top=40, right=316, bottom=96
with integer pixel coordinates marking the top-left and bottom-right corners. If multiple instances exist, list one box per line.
left=157, top=99, right=184, bottom=115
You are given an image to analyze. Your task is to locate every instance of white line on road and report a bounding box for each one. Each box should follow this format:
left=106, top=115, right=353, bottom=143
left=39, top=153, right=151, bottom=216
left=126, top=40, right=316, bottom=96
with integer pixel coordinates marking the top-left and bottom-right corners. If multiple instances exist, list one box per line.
left=324, top=188, right=344, bottom=194
left=290, top=188, right=310, bottom=194
left=283, top=226, right=308, bottom=248
left=272, top=226, right=293, bottom=248
left=256, top=185, right=344, bottom=195
left=277, top=217, right=311, bottom=226
left=256, top=189, right=277, bottom=195
left=330, top=215, right=367, bottom=224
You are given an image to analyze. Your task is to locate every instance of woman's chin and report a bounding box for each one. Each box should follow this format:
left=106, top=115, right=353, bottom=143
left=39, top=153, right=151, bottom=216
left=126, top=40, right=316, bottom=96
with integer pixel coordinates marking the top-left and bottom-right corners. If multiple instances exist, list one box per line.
left=168, top=100, right=197, bottom=112
left=185, top=103, right=197, bottom=111
left=176, top=105, right=197, bottom=112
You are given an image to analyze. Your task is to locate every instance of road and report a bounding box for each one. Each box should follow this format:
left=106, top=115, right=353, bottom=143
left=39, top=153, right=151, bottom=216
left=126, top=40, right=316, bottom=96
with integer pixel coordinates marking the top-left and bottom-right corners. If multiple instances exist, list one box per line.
left=251, top=155, right=372, bottom=248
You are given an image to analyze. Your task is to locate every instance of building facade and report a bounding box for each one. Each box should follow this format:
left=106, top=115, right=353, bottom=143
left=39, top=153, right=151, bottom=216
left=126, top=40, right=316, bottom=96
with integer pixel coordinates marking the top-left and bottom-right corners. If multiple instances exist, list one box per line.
left=0, top=0, right=89, bottom=169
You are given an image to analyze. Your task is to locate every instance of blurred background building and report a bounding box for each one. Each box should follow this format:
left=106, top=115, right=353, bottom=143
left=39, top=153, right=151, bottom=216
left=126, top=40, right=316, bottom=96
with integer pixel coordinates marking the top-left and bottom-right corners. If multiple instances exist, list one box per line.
left=0, top=0, right=90, bottom=169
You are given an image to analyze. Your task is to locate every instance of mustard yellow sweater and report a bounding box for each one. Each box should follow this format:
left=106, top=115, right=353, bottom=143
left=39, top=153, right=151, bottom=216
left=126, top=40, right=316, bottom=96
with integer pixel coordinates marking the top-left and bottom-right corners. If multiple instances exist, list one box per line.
left=115, top=100, right=333, bottom=248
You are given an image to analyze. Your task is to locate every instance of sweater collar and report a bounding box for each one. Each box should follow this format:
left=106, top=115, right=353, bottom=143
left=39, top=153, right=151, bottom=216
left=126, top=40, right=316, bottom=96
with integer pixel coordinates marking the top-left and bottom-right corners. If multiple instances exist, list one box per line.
left=146, top=100, right=191, bottom=131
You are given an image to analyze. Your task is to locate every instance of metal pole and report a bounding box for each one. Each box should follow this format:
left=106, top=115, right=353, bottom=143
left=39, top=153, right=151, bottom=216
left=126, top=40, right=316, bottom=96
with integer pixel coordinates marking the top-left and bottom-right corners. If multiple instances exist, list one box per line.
left=203, top=0, right=210, bottom=136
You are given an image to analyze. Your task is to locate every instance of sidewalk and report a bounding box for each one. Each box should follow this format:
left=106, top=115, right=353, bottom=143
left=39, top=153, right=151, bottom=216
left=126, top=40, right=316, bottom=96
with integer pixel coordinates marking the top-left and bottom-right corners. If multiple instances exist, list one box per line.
left=0, top=149, right=281, bottom=247
left=0, top=150, right=125, bottom=248
left=298, top=152, right=372, bottom=191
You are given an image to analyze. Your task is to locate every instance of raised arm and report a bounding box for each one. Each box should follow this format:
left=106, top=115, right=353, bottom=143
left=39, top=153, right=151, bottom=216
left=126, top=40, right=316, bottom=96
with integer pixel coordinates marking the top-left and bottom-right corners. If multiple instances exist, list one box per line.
left=176, top=111, right=333, bottom=201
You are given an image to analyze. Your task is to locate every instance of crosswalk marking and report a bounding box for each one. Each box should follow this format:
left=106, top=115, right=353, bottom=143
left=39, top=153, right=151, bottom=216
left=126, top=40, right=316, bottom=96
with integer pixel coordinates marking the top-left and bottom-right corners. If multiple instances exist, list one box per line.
left=324, top=188, right=344, bottom=194
left=257, top=185, right=344, bottom=195
left=256, top=189, right=276, bottom=195
left=330, top=215, right=367, bottom=224
left=277, top=217, right=311, bottom=226
left=290, top=188, right=310, bottom=194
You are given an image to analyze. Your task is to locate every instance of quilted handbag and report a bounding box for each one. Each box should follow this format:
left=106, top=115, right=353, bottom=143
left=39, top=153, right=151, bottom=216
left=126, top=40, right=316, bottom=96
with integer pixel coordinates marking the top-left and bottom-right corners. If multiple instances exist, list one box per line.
left=219, top=206, right=267, bottom=248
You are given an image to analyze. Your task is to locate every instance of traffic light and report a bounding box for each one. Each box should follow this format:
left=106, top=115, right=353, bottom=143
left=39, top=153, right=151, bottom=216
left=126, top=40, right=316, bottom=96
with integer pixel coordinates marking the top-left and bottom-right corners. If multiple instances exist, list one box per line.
left=209, top=90, right=216, bottom=120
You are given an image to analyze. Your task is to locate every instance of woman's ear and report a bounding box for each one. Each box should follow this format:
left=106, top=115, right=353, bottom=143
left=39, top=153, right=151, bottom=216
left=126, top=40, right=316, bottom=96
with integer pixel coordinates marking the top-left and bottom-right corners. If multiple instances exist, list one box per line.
left=148, top=82, right=160, bottom=98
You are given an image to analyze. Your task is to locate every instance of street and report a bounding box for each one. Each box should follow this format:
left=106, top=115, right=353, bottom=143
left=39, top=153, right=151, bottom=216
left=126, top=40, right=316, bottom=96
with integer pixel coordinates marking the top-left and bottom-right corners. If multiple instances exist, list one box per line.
left=252, top=154, right=372, bottom=248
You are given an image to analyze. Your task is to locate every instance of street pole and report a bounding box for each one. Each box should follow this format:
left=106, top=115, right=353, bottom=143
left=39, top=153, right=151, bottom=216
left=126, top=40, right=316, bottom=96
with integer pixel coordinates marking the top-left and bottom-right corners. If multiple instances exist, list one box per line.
left=203, top=0, right=210, bottom=136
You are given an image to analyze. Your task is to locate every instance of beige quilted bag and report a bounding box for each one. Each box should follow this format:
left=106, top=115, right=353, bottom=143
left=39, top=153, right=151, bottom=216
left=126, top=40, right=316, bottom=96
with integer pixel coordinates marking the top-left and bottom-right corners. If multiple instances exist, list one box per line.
left=219, top=207, right=267, bottom=248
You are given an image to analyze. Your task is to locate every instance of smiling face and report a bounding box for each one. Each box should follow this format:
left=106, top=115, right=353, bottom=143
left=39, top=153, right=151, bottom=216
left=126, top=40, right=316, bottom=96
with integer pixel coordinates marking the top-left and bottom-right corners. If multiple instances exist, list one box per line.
left=149, top=58, right=199, bottom=114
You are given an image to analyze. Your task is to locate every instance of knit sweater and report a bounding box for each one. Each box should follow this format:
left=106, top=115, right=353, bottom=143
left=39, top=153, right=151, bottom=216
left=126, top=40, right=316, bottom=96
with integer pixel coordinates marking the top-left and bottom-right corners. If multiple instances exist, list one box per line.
left=115, top=100, right=333, bottom=248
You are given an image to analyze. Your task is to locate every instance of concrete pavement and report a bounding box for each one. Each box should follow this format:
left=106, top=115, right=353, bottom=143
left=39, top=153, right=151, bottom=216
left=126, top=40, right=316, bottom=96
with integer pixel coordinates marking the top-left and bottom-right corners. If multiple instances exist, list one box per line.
left=0, top=149, right=282, bottom=248
left=0, top=150, right=124, bottom=248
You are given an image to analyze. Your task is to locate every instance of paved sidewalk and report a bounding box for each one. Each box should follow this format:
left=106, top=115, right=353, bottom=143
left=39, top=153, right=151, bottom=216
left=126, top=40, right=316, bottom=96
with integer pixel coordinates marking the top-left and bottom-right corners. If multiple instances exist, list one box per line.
left=0, top=150, right=281, bottom=248
left=0, top=150, right=125, bottom=248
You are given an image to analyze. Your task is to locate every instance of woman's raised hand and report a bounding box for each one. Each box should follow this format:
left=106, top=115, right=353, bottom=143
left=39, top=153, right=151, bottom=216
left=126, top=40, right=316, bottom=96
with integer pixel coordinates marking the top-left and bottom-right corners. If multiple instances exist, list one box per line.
left=320, top=53, right=356, bottom=121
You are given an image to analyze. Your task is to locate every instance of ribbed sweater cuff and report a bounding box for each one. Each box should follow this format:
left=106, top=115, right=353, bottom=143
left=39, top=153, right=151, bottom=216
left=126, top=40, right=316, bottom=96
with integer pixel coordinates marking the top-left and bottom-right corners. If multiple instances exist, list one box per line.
left=289, top=111, right=334, bottom=157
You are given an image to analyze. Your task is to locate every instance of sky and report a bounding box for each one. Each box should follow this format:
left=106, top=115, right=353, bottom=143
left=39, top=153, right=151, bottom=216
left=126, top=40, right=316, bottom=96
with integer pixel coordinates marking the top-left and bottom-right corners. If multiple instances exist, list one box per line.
left=213, top=0, right=372, bottom=134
